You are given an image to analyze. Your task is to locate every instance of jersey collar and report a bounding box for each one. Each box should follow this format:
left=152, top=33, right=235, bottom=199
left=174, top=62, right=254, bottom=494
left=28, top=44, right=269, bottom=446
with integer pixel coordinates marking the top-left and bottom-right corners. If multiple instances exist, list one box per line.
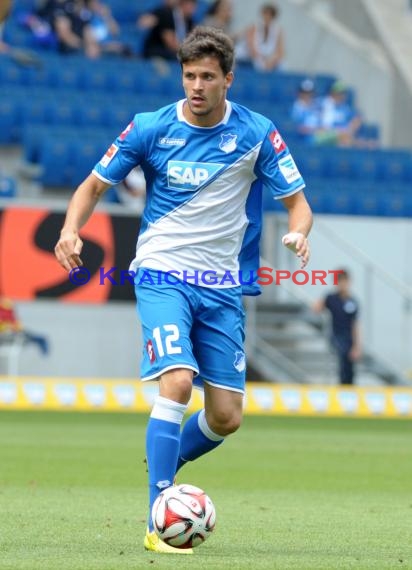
left=176, top=99, right=232, bottom=128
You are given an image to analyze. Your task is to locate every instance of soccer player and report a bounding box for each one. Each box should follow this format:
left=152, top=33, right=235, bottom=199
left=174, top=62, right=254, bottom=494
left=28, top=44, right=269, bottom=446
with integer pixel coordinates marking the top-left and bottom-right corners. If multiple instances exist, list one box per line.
left=54, top=26, right=313, bottom=554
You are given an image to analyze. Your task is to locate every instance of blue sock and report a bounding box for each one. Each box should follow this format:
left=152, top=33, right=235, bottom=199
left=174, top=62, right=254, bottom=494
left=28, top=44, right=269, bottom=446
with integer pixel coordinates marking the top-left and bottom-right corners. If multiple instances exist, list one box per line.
left=176, top=409, right=225, bottom=473
left=146, top=396, right=187, bottom=531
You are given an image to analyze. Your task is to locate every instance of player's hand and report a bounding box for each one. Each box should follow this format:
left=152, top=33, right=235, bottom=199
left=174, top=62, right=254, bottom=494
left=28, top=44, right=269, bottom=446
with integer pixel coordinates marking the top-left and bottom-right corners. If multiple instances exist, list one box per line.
left=54, top=229, right=84, bottom=272
left=282, top=232, right=310, bottom=269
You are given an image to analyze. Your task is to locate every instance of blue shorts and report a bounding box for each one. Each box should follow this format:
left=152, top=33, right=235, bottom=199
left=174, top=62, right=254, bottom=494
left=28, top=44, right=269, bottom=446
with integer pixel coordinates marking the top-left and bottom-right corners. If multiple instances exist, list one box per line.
left=134, top=269, right=246, bottom=393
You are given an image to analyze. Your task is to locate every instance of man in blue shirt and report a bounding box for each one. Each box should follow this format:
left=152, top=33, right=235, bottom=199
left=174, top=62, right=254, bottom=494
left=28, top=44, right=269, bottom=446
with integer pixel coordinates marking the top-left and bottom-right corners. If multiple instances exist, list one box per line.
left=313, top=269, right=361, bottom=385
left=55, top=26, right=313, bottom=553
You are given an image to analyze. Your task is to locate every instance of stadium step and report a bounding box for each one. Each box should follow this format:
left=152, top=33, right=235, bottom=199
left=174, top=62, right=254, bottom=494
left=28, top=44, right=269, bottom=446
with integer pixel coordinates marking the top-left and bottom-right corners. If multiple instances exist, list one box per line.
left=246, top=298, right=407, bottom=385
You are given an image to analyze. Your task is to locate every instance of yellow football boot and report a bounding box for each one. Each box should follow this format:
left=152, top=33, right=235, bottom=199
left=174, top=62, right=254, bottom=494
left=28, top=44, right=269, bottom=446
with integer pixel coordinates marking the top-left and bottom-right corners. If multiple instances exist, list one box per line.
left=144, top=528, right=193, bottom=554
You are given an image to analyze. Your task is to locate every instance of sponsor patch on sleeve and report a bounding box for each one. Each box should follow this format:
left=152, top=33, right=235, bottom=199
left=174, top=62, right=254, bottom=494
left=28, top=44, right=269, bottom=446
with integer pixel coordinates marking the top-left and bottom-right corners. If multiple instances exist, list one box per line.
left=99, top=144, right=118, bottom=168
left=278, top=154, right=302, bottom=184
left=269, top=130, right=286, bottom=154
left=119, top=121, right=134, bottom=141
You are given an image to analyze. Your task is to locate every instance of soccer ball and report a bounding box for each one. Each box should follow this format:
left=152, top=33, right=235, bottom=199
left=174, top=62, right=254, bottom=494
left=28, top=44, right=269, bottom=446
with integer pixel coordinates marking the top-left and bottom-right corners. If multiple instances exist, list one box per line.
left=151, top=484, right=216, bottom=549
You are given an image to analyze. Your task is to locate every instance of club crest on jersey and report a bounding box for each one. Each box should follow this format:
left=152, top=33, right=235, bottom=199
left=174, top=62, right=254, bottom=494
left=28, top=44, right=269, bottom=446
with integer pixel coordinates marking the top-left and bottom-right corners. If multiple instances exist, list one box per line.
left=167, top=160, right=223, bottom=191
left=233, top=351, right=246, bottom=372
left=219, top=133, right=237, bottom=153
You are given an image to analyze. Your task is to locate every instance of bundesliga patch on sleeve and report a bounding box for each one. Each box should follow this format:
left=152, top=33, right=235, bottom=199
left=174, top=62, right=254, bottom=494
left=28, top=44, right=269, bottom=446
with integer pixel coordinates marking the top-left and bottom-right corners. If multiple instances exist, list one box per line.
left=269, top=130, right=286, bottom=154
left=100, top=144, right=118, bottom=167
left=278, top=154, right=302, bottom=184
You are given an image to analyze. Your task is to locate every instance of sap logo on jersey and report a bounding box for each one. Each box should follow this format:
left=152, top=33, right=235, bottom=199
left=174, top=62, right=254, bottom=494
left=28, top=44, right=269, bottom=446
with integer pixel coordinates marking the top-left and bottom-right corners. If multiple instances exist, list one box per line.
left=167, top=161, right=223, bottom=190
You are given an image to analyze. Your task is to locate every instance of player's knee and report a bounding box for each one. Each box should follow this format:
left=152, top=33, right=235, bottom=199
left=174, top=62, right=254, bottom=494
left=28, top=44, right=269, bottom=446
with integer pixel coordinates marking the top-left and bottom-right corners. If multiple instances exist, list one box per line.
left=160, top=369, right=193, bottom=404
left=208, top=409, right=242, bottom=436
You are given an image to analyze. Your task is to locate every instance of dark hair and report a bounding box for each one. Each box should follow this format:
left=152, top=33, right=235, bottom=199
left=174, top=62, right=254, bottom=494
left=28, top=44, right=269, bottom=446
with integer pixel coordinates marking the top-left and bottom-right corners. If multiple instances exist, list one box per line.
left=262, top=3, right=279, bottom=18
left=207, top=0, right=223, bottom=16
left=177, top=26, right=234, bottom=75
left=337, top=269, right=350, bottom=281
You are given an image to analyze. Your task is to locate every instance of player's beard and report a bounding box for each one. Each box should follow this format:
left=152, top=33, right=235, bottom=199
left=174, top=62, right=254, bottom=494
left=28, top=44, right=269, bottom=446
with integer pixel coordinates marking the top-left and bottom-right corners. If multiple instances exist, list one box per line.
left=186, top=93, right=226, bottom=118
left=187, top=98, right=212, bottom=117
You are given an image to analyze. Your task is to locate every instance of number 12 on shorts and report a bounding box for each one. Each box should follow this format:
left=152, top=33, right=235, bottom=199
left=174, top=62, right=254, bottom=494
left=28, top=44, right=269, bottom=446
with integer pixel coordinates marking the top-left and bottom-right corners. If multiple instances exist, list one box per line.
left=152, top=324, right=182, bottom=357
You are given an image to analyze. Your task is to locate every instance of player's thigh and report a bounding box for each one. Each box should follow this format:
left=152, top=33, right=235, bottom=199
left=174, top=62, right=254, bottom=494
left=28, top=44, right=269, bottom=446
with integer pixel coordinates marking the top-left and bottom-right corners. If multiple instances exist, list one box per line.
left=135, top=270, right=198, bottom=379
left=192, top=288, right=246, bottom=393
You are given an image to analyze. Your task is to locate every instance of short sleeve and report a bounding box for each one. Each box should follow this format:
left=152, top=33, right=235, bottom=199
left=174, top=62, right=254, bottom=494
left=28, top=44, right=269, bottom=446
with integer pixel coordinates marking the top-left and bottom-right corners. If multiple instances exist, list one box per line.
left=92, top=117, right=144, bottom=185
left=255, top=124, right=305, bottom=200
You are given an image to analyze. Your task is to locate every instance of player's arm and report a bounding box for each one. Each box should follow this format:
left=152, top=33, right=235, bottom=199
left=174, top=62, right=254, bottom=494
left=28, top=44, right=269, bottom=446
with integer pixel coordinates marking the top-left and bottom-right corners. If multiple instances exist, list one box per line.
left=281, top=191, right=313, bottom=268
left=54, top=15, right=83, bottom=50
left=312, top=298, right=325, bottom=313
left=161, top=28, right=179, bottom=52
left=350, top=320, right=362, bottom=361
left=55, top=173, right=110, bottom=272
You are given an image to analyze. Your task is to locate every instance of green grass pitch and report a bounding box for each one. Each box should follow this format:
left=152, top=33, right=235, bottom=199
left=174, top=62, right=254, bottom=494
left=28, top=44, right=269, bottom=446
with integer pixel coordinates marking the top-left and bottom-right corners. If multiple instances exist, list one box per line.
left=0, top=411, right=411, bottom=570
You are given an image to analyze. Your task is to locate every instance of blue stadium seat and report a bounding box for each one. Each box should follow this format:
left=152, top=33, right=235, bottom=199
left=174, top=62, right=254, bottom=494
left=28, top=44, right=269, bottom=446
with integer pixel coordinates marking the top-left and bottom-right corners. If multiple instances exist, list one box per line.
left=48, top=98, right=79, bottom=125
left=380, top=192, right=412, bottom=217
left=0, top=58, right=28, bottom=86
left=108, top=0, right=143, bottom=23
left=353, top=189, right=382, bottom=216
left=76, top=104, right=107, bottom=127
left=326, top=148, right=358, bottom=179
left=325, top=183, right=357, bottom=215
left=81, top=65, right=111, bottom=92
left=53, top=61, right=84, bottom=90
left=379, top=150, right=412, bottom=183
left=262, top=191, right=285, bottom=213
left=313, top=74, right=337, bottom=96
left=39, top=137, right=74, bottom=187
left=11, top=0, right=37, bottom=15
left=295, top=150, right=329, bottom=179
left=270, top=73, right=306, bottom=103
left=0, top=98, right=19, bottom=143
left=305, top=187, right=331, bottom=214
left=357, top=123, right=380, bottom=141
left=22, top=124, right=48, bottom=163
left=0, top=175, right=17, bottom=198
left=3, top=20, right=34, bottom=48
left=20, top=97, right=50, bottom=125
left=351, top=150, right=380, bottom=181
left=25, top=64, right=59, bottom=88
left=105, top=106, right=136, bottom=129
left=194, top=0, right=210, bottom=23
left=71, top=139, right=107, bottom=187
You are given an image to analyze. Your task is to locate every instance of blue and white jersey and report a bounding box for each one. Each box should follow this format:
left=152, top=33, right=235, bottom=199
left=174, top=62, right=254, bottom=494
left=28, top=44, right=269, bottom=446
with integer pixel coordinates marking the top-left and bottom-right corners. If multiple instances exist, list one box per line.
left=93, top=99, right=305, bottom=294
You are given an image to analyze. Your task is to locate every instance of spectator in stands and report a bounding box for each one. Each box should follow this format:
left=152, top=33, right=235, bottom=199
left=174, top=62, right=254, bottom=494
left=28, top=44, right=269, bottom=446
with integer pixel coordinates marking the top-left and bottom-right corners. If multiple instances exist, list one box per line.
left=84, top=0, right=132, bottom=57
left=0, top=295, right=49, bottom=357
left=319, top=80, right=362, bottom=146
left=291, top=79, right=324, bottom=144
left=202, top=0, right=233, bottom=36
left=235, top=3, right=284, bottom=72
left=0, top=0, right=43, bottom=65
left=312, top=269, right=361, bottom=385
left=0, top=0, right=11, bottom=26
left=40, top=0, right=101, bottom=58
left=0, top=0, right=11, bottom=54
left=140, top=0, right=197, bottom=61
left=0, top=296, right=22, bottom=334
